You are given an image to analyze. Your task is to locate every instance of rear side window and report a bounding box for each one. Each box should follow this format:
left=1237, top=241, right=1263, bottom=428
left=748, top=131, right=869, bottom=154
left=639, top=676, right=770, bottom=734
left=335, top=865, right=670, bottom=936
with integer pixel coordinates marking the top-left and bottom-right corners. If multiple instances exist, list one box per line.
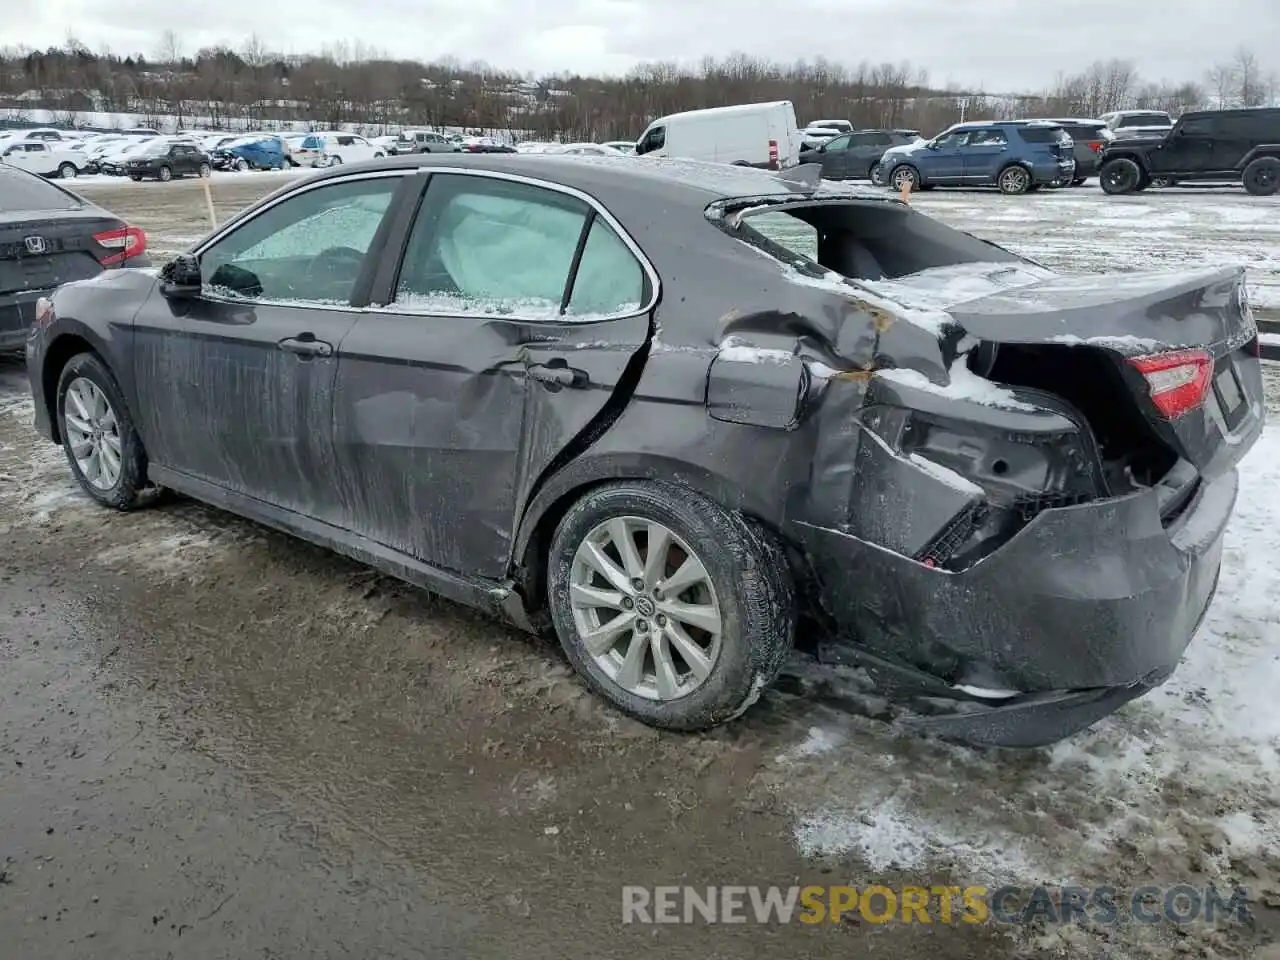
left=566, top=219, right=644, bottom=317
left=1018, top=126, right=1066, bottom=144
left=301, top=135, right=322, bottom=149
left=393, top=174, right=645, bottom=319
left=0, top=165, right=80, bottom=211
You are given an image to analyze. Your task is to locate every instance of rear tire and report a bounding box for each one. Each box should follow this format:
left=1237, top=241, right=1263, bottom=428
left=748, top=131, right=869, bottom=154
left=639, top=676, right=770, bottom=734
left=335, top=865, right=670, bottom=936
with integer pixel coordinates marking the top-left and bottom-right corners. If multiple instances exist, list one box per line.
left=998, top=165, right=1031, bottom=194
left=55, top=353, right=149, bottom=511
left=546, top=481, right=795, bottom=731
left=1242, top=157, right=1280, bottom=197
left=234, top=158, right=249, bottom=172
left=198, top=162, right=211, bottom=178
left=58, top=162, right=78, bottom=179
left=1100, top=157, right=1141, bottom=195
left=868, top=162, right=883, bottom=183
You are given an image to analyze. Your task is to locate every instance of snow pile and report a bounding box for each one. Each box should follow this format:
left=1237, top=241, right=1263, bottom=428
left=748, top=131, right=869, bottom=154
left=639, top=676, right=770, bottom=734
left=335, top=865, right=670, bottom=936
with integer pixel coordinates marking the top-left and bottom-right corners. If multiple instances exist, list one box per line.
left=875, top=356, right=1037, bottom=412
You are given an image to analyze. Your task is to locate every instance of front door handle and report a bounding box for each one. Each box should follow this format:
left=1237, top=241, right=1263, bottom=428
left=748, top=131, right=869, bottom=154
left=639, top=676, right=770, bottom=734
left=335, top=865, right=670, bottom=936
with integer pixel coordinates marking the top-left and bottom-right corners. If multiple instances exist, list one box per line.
left=279, top=335, right=333, bottom=358
left=527, top=360, right=587, bottom=388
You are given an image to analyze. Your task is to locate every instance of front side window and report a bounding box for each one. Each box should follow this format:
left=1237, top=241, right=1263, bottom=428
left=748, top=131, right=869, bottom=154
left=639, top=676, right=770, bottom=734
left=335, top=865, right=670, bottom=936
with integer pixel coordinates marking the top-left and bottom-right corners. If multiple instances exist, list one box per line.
left=824, top=135, right=852, bottom=151
left=637, top=126, right=666, bottom=154
left=199, top=176, right=401, bottom=304
left=932, top=130, right=971, bottom=148
left=1177, top=117, right=1214, bottom=136
left=967, top=129, right=1008, bottom=146
left=393, top=174, right=644, bottom=320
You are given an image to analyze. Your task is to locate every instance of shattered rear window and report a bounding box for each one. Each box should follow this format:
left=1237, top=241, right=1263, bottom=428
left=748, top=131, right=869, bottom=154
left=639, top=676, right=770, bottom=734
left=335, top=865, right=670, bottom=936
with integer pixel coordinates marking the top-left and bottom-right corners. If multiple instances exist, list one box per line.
left=716, top=199, right=1024, bottom=283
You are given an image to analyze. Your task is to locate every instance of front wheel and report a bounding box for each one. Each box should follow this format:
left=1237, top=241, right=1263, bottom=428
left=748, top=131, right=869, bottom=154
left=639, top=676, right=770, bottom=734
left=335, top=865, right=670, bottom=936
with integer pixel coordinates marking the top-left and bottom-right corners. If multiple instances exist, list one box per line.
left=889, top=164, right=920, bottom=191
left=998, top=165, right=1031, bottom=194
left=58, top=162, right=78, bottom=179
left=1099, top=158, right=1142, bottom=195
left=1242, top=157, right=1280, bottom=197
left=56, top=353, right=149, bottom=510
left=547, top=481, right=795, bottom=731
left=158, top=165, right=173, bottom=182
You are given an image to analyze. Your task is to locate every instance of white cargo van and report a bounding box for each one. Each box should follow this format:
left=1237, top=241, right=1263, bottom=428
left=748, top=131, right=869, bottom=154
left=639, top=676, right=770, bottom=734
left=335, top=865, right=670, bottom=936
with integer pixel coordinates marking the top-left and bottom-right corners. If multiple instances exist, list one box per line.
left=634, top=101, right=802, bottom=169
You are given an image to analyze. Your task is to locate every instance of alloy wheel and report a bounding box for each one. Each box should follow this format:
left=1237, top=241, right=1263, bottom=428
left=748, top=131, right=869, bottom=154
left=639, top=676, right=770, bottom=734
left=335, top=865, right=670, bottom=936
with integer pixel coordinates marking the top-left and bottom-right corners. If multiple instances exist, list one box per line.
left=891, top=167, right=916, bottom=190
left=62, top=377, right=122, bottom=491
left=568, top=516, right=723, bottom=701
left=1000, top=167, right=1029, bottom=193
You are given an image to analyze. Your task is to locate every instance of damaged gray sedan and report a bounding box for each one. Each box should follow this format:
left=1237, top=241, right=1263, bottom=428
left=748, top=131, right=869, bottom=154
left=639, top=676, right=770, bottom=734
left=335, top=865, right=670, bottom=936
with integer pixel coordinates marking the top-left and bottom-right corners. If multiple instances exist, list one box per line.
left=24, top=155, right=1264, bottom=747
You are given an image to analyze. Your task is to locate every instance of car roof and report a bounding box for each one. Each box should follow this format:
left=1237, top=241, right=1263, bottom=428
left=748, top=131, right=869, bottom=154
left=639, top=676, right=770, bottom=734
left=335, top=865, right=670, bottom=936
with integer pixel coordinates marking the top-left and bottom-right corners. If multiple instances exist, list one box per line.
left=294, top=153, right=891, bottom=210
left=1183, top=106, right=1280, bottom=119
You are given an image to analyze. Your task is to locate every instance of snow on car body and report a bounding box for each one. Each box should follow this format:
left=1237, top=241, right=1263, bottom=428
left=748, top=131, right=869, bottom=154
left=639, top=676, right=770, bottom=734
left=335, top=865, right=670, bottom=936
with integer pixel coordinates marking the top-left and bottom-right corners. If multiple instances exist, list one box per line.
left=23, top=155, right=1264, bottom=746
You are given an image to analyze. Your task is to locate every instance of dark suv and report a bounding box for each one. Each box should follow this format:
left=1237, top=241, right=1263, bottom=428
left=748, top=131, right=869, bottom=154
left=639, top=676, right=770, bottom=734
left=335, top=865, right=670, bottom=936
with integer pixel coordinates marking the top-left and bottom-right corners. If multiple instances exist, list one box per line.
left=877, top=121, right=1075, bottom=194
left=126, top=141, right=211, bottom=182
left=1098, top=108, right=1280, bottom=196
left=799, top=129, right=919, bottom=181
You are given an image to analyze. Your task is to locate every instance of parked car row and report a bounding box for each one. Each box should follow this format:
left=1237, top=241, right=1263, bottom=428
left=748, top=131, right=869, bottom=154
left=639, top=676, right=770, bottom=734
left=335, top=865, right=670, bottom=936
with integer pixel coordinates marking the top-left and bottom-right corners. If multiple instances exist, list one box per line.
left=793, top=106, right=1279, bottom=199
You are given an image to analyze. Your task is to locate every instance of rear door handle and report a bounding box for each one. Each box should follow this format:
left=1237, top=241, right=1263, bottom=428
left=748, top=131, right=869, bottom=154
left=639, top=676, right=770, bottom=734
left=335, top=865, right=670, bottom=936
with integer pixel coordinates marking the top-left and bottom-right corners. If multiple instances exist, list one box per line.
left=279, top=335, right=333, bottom=358
left=527, top=360, right=587, bottom=388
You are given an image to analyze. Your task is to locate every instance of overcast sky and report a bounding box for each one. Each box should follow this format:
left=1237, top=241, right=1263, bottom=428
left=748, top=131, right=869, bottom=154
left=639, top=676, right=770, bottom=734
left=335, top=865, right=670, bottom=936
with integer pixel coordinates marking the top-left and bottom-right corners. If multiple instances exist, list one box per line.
left=9, top=0, right=1278, bottom=92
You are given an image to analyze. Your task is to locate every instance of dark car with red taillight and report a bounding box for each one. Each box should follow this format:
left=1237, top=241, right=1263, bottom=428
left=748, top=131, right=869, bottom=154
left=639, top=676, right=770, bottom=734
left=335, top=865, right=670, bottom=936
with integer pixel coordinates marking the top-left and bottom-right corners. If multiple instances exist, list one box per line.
left=1025, top=118, right=1114, bottom=184
left=0, top=164, right=147, bottom=350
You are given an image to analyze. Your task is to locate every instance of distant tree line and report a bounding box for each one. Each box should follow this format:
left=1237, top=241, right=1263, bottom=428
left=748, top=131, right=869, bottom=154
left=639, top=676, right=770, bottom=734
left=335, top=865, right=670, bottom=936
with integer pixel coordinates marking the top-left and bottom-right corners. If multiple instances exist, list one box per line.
left=0, top=33, right=1275, bottom=140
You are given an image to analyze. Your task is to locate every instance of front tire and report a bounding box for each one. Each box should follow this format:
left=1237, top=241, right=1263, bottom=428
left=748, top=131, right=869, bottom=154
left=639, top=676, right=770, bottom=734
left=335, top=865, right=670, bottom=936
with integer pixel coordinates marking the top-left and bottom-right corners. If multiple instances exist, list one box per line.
left=1100, top=157, right=1142, bottom=195
left=889, top=164, right=920, bottom=191
left=56, top=353, right=149, bottom=510
left=547, top=481, right=795, bottom=731
left=1242, top=157, right=1280, bottom=197
left=998, top=165, right=1031, bottom=194
left=158, top=165, right=173, bottom=182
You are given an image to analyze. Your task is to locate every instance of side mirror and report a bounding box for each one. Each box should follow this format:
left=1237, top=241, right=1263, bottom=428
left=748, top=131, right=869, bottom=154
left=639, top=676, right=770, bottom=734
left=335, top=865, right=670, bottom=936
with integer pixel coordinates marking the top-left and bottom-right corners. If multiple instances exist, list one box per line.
left=159, top=253, right=202, bottom=297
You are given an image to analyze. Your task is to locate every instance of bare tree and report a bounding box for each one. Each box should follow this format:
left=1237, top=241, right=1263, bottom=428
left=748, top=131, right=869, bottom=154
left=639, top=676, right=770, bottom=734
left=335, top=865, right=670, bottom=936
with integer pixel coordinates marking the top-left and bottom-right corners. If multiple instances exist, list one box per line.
left=1233, top=47, right=1264, bottom=106
left=1206, top=61, right=1237, bottom=108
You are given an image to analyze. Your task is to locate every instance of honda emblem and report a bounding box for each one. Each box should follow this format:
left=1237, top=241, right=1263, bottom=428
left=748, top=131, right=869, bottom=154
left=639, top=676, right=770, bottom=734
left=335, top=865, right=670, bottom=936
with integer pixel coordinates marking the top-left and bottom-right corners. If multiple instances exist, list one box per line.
left=24, top=236, right=47, bottom=255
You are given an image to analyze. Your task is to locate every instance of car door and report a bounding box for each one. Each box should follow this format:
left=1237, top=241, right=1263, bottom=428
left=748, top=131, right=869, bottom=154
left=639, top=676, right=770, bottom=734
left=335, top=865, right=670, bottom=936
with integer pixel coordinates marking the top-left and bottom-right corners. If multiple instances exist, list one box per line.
left=818, top=135, right=852, bottom=178
left=961, top=127, right=1011, bottom=183
left=172, top=144, right=194, bottom=175
left=129, top=172, right=409, bottom=524
left=1150, top=117, right=1213, bottom=175
left=923, top=130, right=970, bottom=182
left=4, top=143, right=48, bottom=175
left=850, top=132, right=891, bottom=178
left=331, top=169, right=654, bottom=578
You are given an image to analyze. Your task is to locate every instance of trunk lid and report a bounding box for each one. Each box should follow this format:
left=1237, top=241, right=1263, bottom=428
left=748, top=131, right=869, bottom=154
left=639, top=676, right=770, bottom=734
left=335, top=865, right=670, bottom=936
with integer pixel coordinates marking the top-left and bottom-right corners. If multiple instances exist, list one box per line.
left=868, top=263, right=1264, bottom=481
left=0, top=210, right=121, bottom=296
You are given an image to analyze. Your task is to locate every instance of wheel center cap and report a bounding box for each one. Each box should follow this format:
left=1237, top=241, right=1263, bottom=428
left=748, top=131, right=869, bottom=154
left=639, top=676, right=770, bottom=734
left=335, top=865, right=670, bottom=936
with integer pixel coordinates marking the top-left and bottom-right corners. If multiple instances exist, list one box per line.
left=634, top=596, right=656, bottom=618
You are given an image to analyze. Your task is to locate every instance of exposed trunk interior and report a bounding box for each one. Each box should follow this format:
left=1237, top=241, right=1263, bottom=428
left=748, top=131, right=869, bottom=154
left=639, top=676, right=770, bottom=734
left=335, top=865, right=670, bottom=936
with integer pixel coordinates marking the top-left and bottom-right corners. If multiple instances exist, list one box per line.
left=983, top=343, right=1179, bottom=495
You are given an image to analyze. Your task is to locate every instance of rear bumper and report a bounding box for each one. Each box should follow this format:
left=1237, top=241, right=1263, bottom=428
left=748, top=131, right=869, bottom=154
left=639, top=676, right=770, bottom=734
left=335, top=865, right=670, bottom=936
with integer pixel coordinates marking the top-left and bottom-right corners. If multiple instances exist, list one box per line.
left=1030, top=158, right=1077, bottom=184
left=798, top=467, right=1236, bottom=746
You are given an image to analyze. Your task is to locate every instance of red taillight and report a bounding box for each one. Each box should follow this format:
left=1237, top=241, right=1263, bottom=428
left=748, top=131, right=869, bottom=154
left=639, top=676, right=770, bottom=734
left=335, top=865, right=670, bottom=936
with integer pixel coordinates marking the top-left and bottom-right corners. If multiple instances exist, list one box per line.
left=93, top=225, right=146, bottom=266
left=1088, top=141, right=1104, bottom=152
left=768, top=139, right=779, bottom=170
left=1129, top=348, right=1213, bottom=420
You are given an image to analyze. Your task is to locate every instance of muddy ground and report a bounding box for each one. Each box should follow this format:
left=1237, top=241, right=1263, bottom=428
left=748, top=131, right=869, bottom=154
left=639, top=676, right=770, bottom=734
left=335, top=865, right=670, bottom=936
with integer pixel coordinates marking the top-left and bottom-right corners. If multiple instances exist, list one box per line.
left=2, top=175, right=1278, bottom=959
